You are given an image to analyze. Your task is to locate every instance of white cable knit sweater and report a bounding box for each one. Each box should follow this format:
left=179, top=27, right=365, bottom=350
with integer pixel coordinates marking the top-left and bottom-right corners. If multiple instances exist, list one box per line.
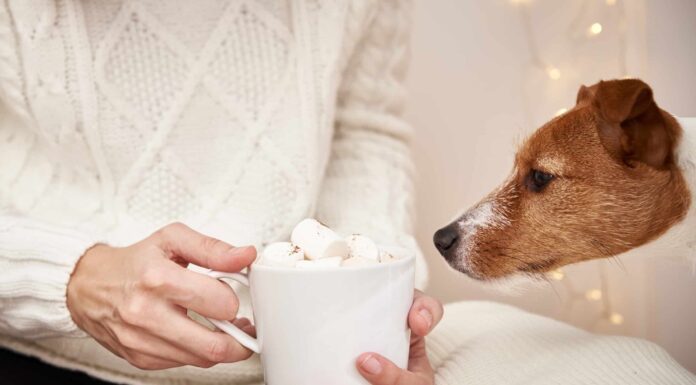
left=0, top=0, right=429, bottom=380
left=0, top=0, right=426, bottom=341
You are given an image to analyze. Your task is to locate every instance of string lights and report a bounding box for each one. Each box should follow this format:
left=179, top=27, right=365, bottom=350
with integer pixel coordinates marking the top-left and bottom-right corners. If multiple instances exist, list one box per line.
left=588, top=22, right=603, bottom=36
left=549, top=262, right=624, bottom=327
left=546, top=67, right=562, bottom=80
left=585, top=289, right=602, bottom=301
left=514, top=0, right=630, bottom=328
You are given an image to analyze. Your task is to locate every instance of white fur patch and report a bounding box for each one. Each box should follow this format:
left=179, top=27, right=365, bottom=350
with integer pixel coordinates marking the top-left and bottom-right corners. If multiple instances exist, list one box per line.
left=452, top=201, right=511, bottom=272
left=479, top=273, right=548, bottom=296
left=460, top=201, right=496, bottom=229
left=457, top=202, right=510, bottom=236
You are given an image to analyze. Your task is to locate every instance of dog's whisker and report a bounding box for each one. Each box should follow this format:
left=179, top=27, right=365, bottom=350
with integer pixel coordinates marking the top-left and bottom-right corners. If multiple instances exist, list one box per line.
left=609, top=255, right=627, bottom=273
left=590, top=238, right=628, bottom=273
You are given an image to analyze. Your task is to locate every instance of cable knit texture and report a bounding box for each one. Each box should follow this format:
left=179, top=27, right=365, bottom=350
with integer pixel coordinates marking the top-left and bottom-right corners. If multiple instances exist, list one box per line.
left=0, top=0, right=429, bottom=381
left=0, top=0, right=423, bottom=333
left=1, top=1, right=694, bottom=384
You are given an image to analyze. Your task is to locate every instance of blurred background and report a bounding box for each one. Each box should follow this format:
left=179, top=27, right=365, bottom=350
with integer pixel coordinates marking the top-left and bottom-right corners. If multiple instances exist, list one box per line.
left=408, top=0, right=696, bottom=373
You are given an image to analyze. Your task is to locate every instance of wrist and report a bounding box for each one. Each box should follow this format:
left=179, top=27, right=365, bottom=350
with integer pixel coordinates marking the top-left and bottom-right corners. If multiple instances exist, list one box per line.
left=66, top=243, right=113, bottom=325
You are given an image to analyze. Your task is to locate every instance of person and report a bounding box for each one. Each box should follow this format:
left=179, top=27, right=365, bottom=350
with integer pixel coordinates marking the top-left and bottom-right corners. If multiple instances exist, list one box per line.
left=0, top=0, right=443, bottom=384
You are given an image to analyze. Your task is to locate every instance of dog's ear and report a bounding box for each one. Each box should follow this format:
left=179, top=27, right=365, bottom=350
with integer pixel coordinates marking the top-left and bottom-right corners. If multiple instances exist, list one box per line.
left=590, top=79, right=673, bottom=169
left=575, top=84, right=595, bottom=105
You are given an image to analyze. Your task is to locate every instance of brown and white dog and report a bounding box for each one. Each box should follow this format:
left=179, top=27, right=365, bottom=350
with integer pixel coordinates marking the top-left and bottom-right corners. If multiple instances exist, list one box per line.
left=433, top=79, right=696, bottom=282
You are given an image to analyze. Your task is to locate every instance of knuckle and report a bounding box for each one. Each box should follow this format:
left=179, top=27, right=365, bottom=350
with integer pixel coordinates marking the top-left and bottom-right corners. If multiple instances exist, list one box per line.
left=119, top=297, right=149, bottom=326
left=128, top=353, right=153, bottom=370
left=140, top=266, right=170, bottom=291
left=116, top=330, right=140, bottom=350
left=156, top=222, right=187, bottom=240
left=419, top=296, right=443, bottom=315
left=205, top=337, right=230, bottom=362
left=120, top=350, right=134, bottom=361
left=121, top=351, right=139, bottom=367
left=166, top=221, right=187, bottom=233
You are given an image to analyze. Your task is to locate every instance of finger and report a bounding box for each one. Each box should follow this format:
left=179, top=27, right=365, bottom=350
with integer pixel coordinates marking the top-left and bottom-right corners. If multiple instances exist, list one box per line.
left=232, top=317, right=257, bottom=337
left=123, top=351, right=181, bottom=371
left=407, top=336, right=433, bottom=376
left=155, top=222, right=257, bottom=272
left=231, top=317, right=251, bottom=327
left=408, top=291, right=444, bottom=337
left=149, top=261, right=240, bottom=321
left=95, top=328, right=183, bottom=370
left=356, top=353, right=427, bottom=385
left=155, top=307, right=254, bottom=363
left=115, top=324, right=215, bottom=368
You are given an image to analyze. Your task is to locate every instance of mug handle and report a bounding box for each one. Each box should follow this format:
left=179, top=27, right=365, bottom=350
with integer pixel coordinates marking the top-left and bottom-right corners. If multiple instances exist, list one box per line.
left=202, top=270, right=260, bottom=354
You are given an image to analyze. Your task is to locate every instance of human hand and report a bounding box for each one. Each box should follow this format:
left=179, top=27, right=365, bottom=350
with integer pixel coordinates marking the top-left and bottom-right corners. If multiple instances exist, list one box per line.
left=356, top=290, right=444, bottom=384
left=66, top=223, right=257, bottom=370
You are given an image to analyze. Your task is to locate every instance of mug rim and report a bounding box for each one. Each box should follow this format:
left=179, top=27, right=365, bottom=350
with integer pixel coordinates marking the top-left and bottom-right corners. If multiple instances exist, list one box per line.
left=251, top=251, right=415, bottom=273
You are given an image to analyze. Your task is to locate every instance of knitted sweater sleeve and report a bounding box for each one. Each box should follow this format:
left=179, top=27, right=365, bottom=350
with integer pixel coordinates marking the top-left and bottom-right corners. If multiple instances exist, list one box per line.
left=0, top=130, right=99, bottom=340
left=316, top=0, right=428, bottom=287
left=0, top=214, right=96, bottom=338
left=0, top=5, right=96, bottom=339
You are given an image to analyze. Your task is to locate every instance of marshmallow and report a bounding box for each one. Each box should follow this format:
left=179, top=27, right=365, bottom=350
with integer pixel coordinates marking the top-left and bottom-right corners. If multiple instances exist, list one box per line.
left=379, top=250, right=400, bottom=263
left=341, top=256, right=380, bottom=267
left=291, top=218, right=349, bottom=260
left=295, top=256, right=344, bottom=269
left=345, top=234, right=379, bottom=261
left=260, top=242, right=304, bottom=267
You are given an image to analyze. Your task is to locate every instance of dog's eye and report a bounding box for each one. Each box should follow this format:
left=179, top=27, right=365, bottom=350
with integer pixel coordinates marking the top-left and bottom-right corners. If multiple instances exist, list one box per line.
left=527, top=169, right=554, bottom=192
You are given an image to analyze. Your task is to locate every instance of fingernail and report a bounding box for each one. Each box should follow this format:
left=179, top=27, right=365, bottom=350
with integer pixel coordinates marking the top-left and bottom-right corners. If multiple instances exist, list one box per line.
left=360, top=354, right=382, bottom=375
left=419, top=308, right=433, bottom=329
left=228, top=246, right=254, bottom=256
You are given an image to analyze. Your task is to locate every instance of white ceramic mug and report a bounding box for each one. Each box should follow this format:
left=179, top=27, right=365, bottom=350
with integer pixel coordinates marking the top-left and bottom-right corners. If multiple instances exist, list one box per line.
left=202, top=250, right=415, bottom=385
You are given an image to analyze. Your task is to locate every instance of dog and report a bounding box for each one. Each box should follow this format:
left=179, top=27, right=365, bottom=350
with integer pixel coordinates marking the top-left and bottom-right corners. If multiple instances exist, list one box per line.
left=433, top=79, right=696, bottom=281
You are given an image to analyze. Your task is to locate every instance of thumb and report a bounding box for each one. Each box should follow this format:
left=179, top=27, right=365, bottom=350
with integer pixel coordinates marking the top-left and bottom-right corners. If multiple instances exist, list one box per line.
left=356, top=353, right=423, bottom=385
left=154, top=222, right=257, bottom=271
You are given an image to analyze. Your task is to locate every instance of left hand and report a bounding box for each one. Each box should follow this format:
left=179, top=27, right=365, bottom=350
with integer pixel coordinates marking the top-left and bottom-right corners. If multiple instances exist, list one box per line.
left=356, top=290, right=444, bottom=385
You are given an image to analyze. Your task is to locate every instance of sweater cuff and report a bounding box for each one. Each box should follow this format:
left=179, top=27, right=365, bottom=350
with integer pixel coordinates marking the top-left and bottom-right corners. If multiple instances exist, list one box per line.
left=0, top=216, right=99, bottom=338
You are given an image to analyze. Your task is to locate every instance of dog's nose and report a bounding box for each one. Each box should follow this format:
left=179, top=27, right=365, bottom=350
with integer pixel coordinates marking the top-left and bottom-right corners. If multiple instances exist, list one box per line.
left=433, top=225, right=459, bottom=255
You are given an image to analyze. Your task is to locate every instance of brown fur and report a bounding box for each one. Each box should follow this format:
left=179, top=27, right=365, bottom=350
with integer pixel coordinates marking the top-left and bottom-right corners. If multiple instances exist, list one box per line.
left=438, top=79, right=691, bottom=280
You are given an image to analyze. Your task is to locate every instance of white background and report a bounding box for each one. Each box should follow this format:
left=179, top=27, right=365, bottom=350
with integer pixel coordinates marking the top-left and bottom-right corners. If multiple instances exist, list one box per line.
left=408, top=0, right=696, bottom=372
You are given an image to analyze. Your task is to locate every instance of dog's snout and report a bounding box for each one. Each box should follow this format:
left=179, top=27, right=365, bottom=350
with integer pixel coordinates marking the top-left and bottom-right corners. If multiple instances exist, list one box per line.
left=434, top=225, right=459, bottom=256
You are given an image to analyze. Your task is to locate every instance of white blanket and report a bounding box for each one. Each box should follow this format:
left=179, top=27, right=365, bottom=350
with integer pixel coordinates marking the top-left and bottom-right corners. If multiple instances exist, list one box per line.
left=430, top=302, right=695, bottom=385
left=1, top=301, right=694, bottom=385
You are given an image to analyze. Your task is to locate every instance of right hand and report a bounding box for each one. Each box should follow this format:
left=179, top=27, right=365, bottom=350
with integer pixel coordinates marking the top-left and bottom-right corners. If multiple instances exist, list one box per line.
left=66, top=222, right=257, bottom=370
